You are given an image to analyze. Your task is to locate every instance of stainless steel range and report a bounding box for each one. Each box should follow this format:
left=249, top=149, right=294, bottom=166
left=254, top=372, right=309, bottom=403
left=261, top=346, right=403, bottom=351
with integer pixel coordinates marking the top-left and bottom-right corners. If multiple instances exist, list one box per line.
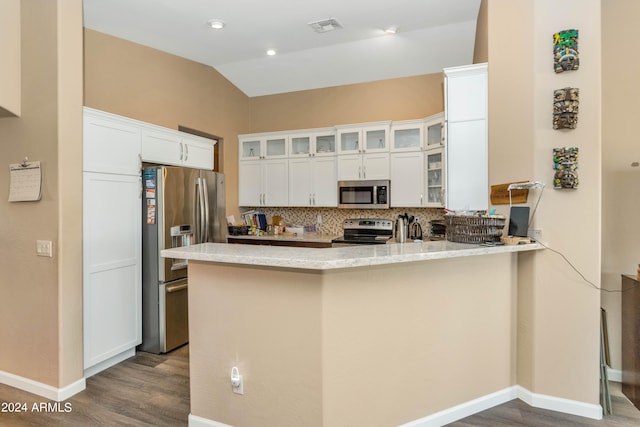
left=331, top=219, right=394, bottom=247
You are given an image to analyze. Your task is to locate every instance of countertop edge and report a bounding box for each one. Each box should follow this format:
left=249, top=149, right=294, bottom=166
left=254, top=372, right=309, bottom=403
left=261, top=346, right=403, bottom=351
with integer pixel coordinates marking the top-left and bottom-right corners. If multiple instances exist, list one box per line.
left=162, top=241, right=544, bottom=271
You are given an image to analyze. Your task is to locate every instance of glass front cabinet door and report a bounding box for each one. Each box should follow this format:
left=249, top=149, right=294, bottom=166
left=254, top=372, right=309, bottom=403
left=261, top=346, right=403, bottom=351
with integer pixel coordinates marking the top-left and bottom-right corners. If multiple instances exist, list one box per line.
left=425, top=148, right=445, bottom=207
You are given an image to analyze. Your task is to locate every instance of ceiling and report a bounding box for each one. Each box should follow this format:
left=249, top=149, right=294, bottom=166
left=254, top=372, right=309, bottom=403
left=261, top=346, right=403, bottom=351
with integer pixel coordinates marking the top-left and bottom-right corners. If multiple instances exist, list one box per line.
left=83, top=0, right=481, bottom=97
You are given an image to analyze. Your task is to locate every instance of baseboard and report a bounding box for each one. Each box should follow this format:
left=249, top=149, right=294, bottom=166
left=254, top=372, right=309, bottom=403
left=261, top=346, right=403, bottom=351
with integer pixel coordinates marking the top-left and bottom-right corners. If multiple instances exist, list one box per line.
left=188, top=385, right=604, bottom=427
left=0, top=371, right=85, bottom=402
left=516, top=385, right=603, bottom=420
left=83, top=347, right=135, bottom=378
left=607, top=368, right=622, bottom=382
left=189, top=413, right=234, bottom=427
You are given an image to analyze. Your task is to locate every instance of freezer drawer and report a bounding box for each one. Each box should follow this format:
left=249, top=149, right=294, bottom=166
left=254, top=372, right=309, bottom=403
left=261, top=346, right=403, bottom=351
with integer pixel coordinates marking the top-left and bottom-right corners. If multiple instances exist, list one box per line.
left=160, top=280, right=189, bottom=353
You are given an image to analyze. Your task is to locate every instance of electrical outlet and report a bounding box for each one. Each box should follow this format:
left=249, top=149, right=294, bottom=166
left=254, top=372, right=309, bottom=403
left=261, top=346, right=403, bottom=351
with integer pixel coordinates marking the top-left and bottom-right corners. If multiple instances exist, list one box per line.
left=36, top=240, right=52, bottom=257
left=232, top=374, right=244, bottom=395
left=528, top=229, right=542, bottom=241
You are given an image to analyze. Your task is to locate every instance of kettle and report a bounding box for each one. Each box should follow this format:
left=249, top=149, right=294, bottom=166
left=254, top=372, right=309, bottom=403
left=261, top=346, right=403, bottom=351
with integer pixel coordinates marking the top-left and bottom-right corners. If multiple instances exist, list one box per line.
left=395, top=216, right=407, bottom=243
left=410, top=220, right=423, bottom=240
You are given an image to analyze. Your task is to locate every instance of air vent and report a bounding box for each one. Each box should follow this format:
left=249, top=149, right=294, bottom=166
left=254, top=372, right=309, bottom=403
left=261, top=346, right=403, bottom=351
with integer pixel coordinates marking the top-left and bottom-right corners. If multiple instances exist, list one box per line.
left=308, top=18, right=343, bottom=33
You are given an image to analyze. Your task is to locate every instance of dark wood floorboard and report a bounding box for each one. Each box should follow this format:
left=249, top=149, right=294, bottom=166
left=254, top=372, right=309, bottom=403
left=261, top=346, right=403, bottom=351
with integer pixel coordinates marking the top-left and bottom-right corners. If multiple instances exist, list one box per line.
left=0, top=345, right=189, bottom=427
left=2, top=348, right=639, bottom=426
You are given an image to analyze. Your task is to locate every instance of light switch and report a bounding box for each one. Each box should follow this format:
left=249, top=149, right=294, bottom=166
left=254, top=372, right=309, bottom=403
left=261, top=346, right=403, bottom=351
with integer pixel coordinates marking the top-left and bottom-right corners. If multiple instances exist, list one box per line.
left=36, top=240, right=52, bottom=257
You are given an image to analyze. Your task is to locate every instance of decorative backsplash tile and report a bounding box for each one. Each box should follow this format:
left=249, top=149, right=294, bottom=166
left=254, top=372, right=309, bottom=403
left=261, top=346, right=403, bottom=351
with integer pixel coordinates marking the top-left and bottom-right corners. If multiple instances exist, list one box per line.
left=239, top=207, right=446, bottom=235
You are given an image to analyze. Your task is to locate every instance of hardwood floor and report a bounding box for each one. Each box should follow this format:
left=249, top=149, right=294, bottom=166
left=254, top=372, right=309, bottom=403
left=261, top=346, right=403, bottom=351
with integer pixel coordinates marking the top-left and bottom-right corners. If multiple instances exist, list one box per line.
left=0, top=345, right=189, bottom=427
left=450, top=382, right=640, bottom=427
left=1, top=349, right=639, bottom=426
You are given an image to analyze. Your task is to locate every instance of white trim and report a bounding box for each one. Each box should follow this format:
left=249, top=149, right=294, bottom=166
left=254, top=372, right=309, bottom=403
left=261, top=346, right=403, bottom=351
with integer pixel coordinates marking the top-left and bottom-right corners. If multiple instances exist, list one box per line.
left=83, top=347, right=135, bottom=378
left=398, top=387, right=517, bottom=427
left=0, top=371, right=85, bottom=402
left=188, top=385, right=604, bottom=427
left=607, top=368, right=622, bottom=382
left=516, top=386, right=603, bottom=420
left=189, top=413, right=234, bottom=427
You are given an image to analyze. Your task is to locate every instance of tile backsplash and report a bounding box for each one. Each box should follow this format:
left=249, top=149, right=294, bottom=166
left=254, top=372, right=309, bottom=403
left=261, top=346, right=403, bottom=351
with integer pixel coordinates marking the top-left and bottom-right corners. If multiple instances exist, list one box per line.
left=239, top=207, right=445, bottom=235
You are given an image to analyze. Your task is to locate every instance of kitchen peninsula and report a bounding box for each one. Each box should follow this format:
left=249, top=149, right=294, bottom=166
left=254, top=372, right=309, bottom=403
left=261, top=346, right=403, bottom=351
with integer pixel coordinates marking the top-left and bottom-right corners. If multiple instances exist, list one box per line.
left=163, top=241, right=542, bottom=427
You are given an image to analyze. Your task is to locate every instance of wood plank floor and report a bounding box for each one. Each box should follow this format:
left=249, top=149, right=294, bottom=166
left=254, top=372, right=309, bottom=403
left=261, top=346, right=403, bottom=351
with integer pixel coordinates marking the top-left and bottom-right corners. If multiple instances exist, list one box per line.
left=0, top=345, right=189, bottom=426
left=1, top=348, right=639, bottom=426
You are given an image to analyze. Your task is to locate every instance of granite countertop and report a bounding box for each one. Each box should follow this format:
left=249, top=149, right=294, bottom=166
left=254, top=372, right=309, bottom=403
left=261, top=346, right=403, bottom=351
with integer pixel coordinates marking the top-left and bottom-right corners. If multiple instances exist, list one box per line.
left=227, top=232, right=339, bottom=243
left=162, top=240, right=543, bottom=271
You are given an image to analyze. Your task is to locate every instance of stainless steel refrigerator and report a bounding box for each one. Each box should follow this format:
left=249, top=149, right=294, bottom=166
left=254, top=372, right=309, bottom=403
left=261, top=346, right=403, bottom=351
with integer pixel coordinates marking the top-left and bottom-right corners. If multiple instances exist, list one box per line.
left=139, top=165, right=225, bottom=353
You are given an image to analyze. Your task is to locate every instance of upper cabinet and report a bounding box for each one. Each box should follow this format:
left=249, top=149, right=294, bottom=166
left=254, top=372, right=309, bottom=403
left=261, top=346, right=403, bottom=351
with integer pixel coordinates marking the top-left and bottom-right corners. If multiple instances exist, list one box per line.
left=424, top=113, right=445, bottom=150
left=0, top=0, right=20, bottom=117
left=83, top=108, right=141, bottom=175
left=391, top=119, right=425, bottom=152
left=141, top=126, right=215, bottom=170
left=337, top=122, right=390, bottom=155
left=444, top=63, right=488, bottom=211
left=239, top=133, right=288, bottom=160
left=289, top=128, right=336, bottom=158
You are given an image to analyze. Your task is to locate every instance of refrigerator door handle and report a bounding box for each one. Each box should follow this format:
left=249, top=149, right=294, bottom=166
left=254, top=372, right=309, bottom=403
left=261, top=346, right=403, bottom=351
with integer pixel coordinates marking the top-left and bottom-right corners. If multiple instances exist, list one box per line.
left=198, top=178, right=206, bottom=243
left=201, top=177, right=210, bottom=243
left=193, top=177, right=201, bottom=243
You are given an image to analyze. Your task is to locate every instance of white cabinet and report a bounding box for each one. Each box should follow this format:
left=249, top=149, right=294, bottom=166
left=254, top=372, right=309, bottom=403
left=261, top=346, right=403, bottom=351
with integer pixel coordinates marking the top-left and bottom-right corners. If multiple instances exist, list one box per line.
left=289, top=156, right=337, bottom=207
left=83, top=172, right=142, bottom=371
left=391, top=119, right=425, bottom=152
left=238, top=159, right=288, bottom=207
left=424, top=113, right=445, bottom=150
left=337, top=152, right=389, bottom=181
left=141, top=126, right=215, bottom=170
left=425, top=148, right=446, bottom=207
left=444, top=63, right=488, bottom=211
left=82, top=108, right=142, bottom=374
left=289, top=128, right=336, bottom=158
left=337, top=122, right=390, bottom=154
left=239, top=133, right=288, bottom=160
left=390, top=152, right=424, bottom=207
left=83, top=109, right=141, bottom=175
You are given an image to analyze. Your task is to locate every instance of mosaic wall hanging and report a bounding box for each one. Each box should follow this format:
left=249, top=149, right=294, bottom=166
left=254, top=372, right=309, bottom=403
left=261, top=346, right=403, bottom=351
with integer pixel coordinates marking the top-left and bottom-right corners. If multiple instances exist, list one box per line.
left=553, top=87, right=579, bottom=130
left=554, top=29, right=579, bottom=73
left=553, top=147, right=579, bottom=189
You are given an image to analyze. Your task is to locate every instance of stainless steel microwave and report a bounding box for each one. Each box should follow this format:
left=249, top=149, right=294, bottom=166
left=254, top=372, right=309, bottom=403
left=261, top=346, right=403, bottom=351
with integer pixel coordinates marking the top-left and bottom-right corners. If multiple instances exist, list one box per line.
left=337, top=180, right=390, bottom=209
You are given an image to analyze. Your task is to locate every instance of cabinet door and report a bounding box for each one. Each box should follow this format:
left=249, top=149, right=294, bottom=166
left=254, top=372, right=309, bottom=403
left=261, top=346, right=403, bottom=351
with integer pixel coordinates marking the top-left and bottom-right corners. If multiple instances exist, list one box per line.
left=84, top=113, right=141, bottom=175
left=312, top=157, right=337, bottom=207
left=240, top=136, right=262, bottom=160
left=447, top=120, right=487, bottom=211
left=391, top=122, right=423, bottom=152
left=290, top=134, right=312, bottom=158
left=363, top=125, right=390, bottom=153
left=83, top=172, right=142, bottom=369
left=390, top=153, right=424, bottom=207
left=262, top=159, right=288, bottom=206
left=362, top=153, right=390, bottom=180
left=238, top=160, right=262, bottom=206
left=337, top=128, right=362, bottom=154
left=314, top=132, right=337, bottom=156
left=264, top=136, right=288, bottom=158
left=183, top=136, right=214, bottom=170
left=445, top=65, right=488, bottom=122
left=425, top=149, right=445, bottom=207
left=337, top=154, right=363, bottom=180
left=425, top=114, right=445, bottom=150
left=288, top=158, right=313, bottom=206
left=141, top=128, right=183, bottom=166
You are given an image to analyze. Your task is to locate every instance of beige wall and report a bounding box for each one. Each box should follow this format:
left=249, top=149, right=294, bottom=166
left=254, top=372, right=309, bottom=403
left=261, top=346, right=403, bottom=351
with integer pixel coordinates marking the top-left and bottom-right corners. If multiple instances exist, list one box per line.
left=601, top=0, right=640, bottom=372
left=188, top=253, right=516, bottom=427
left=249, top=73, right=444, bottom=133
left=83, top=29, right=252, bottom=217
left=0, top=0, right=83, bottom=388
left=489, top=0, right=601, bottom=404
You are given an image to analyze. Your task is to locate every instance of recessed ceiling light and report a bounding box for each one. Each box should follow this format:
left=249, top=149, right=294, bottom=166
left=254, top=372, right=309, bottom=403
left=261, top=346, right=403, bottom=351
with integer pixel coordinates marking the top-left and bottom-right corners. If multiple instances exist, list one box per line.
left=266, top=48, right=278, bottom=56
left=384, top=25, right=398, bottom=35
left=207, top=19, right=225, bottom=30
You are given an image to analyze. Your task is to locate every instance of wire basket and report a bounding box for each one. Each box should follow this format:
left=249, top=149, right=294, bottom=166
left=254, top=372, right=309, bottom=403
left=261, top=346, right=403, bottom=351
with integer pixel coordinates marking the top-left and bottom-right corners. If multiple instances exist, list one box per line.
left=445, top=215, right=506, bottom=244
